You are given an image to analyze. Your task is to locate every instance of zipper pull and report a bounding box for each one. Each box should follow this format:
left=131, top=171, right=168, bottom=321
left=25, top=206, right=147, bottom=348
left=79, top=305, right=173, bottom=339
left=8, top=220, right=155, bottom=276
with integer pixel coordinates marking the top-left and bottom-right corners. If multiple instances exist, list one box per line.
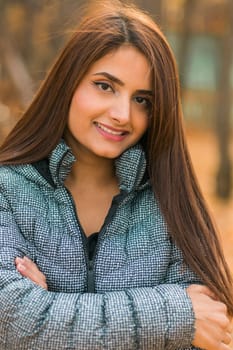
left=87, top=259, right=95, bottom=293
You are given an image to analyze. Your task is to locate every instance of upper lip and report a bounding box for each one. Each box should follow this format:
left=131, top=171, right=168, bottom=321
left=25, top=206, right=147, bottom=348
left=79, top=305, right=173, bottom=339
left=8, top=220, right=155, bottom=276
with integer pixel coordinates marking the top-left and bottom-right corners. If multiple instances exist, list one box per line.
left=94, top=121, right=129, bottom=134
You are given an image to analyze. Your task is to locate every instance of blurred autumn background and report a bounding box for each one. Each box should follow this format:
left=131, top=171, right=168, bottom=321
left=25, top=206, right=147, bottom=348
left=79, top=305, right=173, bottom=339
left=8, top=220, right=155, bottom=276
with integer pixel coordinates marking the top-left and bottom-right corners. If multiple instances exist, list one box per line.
left=0, top=0, right=232, bottom=292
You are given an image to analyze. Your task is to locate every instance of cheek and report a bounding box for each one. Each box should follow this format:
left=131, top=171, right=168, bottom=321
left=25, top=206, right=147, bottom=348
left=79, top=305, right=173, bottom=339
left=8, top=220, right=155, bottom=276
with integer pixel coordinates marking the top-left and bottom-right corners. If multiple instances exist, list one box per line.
left=68, top=91, right=92, bottom=132
left=137, top=118, right=149, bottom=137
left=71, top=90, right=90, bottom=114
left=71, top=89, right=107, bottom=123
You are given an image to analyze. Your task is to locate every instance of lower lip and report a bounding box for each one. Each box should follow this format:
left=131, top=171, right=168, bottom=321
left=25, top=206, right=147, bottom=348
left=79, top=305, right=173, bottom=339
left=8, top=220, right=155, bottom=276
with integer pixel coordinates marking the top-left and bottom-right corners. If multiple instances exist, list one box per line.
left=94, top=123, right=127, bottom=141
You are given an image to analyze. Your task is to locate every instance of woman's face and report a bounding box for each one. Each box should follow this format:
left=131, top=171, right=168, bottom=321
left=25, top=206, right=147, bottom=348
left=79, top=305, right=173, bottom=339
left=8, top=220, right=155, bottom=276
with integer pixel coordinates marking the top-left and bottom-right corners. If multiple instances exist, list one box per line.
left=66, top=45, right=152, bottom=160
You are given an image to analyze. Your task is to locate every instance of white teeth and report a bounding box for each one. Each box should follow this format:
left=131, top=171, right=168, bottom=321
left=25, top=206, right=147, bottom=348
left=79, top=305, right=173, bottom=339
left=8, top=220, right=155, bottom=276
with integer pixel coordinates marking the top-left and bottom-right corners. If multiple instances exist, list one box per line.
left=96, top=122, right=124, bottom=136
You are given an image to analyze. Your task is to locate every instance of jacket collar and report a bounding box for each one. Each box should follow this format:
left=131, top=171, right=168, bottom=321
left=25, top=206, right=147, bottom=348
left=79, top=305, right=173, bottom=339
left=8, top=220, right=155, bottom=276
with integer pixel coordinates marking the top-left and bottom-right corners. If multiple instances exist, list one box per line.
left=48, top=139, right=148, bottom=192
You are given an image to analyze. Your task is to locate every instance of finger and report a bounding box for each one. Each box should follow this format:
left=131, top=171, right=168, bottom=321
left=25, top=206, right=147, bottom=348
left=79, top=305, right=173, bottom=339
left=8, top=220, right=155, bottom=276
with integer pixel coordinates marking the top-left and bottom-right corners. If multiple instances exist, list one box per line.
left=15, top=256, right=34, bottom=268
left=198, top=285, right=218, bottom=300
left=22, top=257, right=48, bottom=289
left=226, top=322, right=233, bottom=333
left=187, top=284, right=217, bottom=299
left=15, top=257, right=47, bottom=286
left=219, top=342, right=232, bottom=350
left=16, top=262, right=27, bottom=275
left=15, top=257, right=28, bottom=275
left=222, top=332, right=232, bottom=345
left=15, top=256, right=24, bottom=265
left=20, top=257, right=44, bottom=278
left=22, top=256, right=38, bottom=270
left=17, top=262, right=48, bottom=290
left=23, top=256, right=34, bottom=263
left=207, top=313, right=231, bottom=333
left=16, top=261, right=36, bottom=279
left=16, top=257, right=37, bottom=276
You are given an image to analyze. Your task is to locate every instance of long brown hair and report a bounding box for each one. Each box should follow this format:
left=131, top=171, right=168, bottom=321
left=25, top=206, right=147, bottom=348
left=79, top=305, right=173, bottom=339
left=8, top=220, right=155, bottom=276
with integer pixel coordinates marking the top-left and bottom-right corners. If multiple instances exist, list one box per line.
left=1, top=0, right=233, bottom=314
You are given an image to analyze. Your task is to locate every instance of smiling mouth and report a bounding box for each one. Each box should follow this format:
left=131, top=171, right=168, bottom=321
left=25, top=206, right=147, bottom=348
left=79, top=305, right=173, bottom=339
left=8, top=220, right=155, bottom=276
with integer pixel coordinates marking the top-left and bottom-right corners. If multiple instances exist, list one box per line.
left=94, top=122, right=128, bottom=136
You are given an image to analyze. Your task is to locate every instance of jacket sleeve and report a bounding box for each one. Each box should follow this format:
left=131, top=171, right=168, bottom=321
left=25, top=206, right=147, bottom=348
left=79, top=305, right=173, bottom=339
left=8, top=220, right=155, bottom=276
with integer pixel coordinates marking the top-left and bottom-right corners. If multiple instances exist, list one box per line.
left=0, top=192, right=199, bottom=350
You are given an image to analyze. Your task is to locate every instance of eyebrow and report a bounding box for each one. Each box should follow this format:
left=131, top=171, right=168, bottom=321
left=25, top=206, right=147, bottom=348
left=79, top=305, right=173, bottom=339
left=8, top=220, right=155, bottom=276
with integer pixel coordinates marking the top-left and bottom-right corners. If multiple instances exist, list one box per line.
left=93, top=72, right=153, bottom=96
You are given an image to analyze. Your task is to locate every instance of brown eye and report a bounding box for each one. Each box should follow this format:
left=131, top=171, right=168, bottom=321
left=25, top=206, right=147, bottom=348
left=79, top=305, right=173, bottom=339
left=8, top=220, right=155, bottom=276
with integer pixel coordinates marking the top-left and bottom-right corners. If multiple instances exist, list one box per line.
left=94, top=82, right=113, bottom=92
left=135, top=96, right=146, bottom=104
left=134, top=96, right=152, bottom=111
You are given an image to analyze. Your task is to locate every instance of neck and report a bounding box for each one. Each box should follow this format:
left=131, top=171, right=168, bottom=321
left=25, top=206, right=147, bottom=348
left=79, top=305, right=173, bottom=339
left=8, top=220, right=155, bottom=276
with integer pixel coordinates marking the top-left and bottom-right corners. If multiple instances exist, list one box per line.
left=63, top=133, right=119, bottom=191
left=70, top=154, right=116, bottom=187
left=65, top=144, right=117, bottom=190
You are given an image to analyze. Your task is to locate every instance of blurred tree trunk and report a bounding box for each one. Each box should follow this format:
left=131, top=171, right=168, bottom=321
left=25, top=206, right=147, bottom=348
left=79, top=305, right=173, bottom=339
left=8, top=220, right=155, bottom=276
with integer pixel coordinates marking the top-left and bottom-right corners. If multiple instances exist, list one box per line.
left=136, top=0, right=163, bottom=24
left=0, top=36, right=34, bottom=108
left=178, top=0, right=196, bottom=92
left=0, top=2, right=34, bottom=108
left=215, top=1, right=233, bottom=199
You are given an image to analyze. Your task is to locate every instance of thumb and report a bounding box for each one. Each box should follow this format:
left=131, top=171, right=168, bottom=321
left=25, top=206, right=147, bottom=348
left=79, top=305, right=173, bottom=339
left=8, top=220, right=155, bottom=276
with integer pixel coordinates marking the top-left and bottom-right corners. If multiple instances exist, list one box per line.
left=188, top=284, right=218, bottom=300
left=199, top=286, right=218, bottom=300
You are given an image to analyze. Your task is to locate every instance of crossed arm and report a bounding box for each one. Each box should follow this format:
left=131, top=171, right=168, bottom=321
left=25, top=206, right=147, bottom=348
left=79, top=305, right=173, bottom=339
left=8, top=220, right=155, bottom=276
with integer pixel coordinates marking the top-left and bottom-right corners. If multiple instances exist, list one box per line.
left=16, top=256, right=232, bottom=350
left=0, top=187, right=231, bottom=350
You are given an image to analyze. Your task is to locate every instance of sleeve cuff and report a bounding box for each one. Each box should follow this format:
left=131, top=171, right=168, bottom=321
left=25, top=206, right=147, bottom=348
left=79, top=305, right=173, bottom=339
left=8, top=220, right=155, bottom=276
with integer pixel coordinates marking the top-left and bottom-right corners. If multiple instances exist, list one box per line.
left=156, top=284, right=195, bottom=349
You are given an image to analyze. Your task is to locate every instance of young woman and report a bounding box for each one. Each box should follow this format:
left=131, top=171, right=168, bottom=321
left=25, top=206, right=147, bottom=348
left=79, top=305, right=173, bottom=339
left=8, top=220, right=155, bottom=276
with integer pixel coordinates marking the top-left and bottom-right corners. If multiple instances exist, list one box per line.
left=0, top=1, right=232, bottom=349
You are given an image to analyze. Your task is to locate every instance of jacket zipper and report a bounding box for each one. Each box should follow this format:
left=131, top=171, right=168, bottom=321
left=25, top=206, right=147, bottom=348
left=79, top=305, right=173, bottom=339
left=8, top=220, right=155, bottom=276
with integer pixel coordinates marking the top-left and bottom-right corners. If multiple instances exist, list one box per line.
left=64, top=188, right=92, bottom=291
left=65, top=188, right=128, bottom=293
left=87, top=191, right=128, bottom=292
left=87, top=259, right=95, bottom=293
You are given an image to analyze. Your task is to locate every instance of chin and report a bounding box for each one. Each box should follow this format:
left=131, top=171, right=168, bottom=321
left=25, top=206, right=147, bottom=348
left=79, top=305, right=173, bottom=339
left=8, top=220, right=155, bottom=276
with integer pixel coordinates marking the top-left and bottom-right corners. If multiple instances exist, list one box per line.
left=96, top=149, right=125, bottom=159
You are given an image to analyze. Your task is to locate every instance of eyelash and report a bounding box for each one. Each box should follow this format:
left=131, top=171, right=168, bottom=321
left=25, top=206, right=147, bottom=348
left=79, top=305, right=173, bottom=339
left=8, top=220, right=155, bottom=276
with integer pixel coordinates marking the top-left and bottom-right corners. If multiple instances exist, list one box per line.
left=94, top=81, right=113, bottom=92
left=93, top=81, right=152, bottom=111
left=134, top=96, right=152, bottom=110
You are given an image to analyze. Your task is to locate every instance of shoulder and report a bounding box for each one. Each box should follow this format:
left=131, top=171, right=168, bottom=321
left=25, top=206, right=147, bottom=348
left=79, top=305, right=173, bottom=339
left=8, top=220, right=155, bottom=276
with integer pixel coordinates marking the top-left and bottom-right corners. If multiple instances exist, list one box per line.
left=0, top=163, right=46, bottom=195
left=132, top=185, right=162, bottom=216
left=0, top=163, right=29, bottom=182
left=0, top=165, right=30, bottom=209
left=0, top=164, right=23, bottom=186
left=127, top=185, right=168, bottom=235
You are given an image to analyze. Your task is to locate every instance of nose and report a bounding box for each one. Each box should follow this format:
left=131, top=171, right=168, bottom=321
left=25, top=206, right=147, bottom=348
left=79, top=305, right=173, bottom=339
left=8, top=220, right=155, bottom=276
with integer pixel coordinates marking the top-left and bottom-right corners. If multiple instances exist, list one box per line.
left=110, top=96, right=131, bottom=125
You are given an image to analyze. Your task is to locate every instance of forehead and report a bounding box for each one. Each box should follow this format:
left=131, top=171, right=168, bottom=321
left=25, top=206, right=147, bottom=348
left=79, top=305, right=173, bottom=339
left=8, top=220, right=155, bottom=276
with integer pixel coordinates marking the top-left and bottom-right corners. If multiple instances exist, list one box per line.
left=87, top=45, right=152, bottom=89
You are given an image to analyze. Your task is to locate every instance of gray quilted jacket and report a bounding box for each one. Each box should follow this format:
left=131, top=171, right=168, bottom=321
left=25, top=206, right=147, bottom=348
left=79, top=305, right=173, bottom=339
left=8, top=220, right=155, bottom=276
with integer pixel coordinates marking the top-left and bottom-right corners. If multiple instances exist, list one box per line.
left=0, top=140, right=201, bottom=350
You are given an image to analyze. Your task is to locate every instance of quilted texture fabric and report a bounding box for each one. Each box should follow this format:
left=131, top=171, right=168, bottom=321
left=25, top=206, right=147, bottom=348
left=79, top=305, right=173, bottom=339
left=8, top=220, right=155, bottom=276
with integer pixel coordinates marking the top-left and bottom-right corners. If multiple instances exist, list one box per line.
left=0, top=140, right=201, bottom=349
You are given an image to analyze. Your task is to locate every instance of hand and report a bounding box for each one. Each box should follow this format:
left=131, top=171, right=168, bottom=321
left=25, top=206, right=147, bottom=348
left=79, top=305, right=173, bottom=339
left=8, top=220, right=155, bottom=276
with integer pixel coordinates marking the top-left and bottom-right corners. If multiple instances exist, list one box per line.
left=187, top=284, right=232, bottom=350
left=15, top=256, right=48, bottom=290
